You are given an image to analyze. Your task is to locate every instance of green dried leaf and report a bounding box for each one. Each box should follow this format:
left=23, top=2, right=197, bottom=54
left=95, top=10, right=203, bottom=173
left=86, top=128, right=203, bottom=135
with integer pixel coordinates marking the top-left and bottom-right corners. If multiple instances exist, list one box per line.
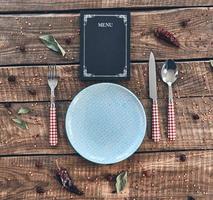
left=12, top=118, right=28, bottom=129
left=18, top=107, right=31, bottom=114
left=210, top=60, right=213, bottom=68
left=115, top=171, right=128, bottom=193
left=39, top=35, right=66, bottom=56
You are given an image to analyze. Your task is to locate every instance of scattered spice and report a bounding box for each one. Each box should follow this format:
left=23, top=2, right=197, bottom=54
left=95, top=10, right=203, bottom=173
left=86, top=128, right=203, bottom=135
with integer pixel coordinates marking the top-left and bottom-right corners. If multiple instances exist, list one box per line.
left=192, top=113, right=200, bottom=120
left=8, top=75, right=16, bottom=82
left=19, top=45, right=26, bottom=52
left=36, top=186, right=45, bottom=194
left=35, top=160, right=43, bottom=169
left=55, top=161, right=84, bottom=196
left=27, top=88, right=36, bottom=96
left=4, top=102, right=11, bottom=108
left=179, top=154, right=187, bottom=162
left=187, top=196, right=195, bottom=200
left=154, top=27, right=180, bottom=48
left=115, top=171, right=128, bottom=193
left=180, top=19, right=191, bottom=27
left=65, top=37, right=72, bottom=45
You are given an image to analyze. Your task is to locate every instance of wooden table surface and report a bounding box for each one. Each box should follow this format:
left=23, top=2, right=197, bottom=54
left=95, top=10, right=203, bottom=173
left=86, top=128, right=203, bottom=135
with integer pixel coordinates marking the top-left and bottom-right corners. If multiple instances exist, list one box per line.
left=0, top=1, right=213, bottom=199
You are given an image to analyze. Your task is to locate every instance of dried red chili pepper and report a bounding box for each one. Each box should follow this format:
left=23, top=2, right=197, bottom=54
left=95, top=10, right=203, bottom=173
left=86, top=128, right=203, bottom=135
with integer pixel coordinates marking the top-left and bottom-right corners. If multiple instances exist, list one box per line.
left=55, top=161, right=84, bottom=196
left=154, top=28, right=180, bottom=48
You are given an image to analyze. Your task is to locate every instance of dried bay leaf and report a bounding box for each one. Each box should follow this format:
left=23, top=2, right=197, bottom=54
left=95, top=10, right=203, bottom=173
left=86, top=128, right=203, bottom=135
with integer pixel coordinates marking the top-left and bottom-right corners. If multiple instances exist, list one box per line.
left=115, top=171, right=128, bottom=193
left=18, top=107, right=31, bottom=114
left=12, top=118, right=28, bottom=129
left=39, top=35, right=66, bottom=56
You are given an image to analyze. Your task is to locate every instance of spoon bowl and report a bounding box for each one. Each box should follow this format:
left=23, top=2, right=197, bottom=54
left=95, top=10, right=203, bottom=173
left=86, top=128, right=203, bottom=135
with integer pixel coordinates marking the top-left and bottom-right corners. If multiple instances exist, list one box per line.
left=161, top=59, right=178, bottom=86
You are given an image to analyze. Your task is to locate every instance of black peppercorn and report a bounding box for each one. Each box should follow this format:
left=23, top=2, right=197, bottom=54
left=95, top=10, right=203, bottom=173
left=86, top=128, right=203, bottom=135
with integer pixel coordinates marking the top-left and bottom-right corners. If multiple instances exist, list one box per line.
left=8, top=75, right=16, bottom=82
left=104, top=173, right=116, bottom=182
left=187, top=196, right=195, bottom=200
left=35, top=161, right=43, bottom=169
left=143, top=170, right=151, bottom=177
left=27, top=88, right=36, bottom=96
left=19, top=45, right=26, bottom=52
left=179, top=154, right=187, bottom=162
left=192, top=113, right=200, bottom=120
left=180, top=19, right=190, bottom=28
left=65, top=37, right=72, bottom=45
left=36, top=186, right=45, bottom=194
left=4, top=102, right=11, bottom=108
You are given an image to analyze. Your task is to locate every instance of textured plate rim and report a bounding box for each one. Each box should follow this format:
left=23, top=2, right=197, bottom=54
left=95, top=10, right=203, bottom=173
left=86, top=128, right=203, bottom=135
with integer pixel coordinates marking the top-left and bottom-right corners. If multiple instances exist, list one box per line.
left=65, top=83, right=146, bottom=164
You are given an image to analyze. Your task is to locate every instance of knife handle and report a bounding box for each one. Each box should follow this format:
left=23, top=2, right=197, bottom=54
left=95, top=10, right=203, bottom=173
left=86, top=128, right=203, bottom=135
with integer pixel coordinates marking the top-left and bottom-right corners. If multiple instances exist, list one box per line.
left=168, top=101, right=176, bottom=141
left=152, top=100, right=160, bottom=142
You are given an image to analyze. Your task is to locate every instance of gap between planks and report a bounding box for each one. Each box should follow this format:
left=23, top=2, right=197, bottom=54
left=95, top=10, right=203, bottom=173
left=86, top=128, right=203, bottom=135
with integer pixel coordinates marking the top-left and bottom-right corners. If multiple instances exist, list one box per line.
left=0, top=148, right=213, bottom=158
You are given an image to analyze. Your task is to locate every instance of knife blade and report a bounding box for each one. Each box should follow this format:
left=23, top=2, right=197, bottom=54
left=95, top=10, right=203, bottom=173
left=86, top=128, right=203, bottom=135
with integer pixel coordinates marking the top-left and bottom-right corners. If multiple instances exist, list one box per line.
left=149, top=51, right=157, bottom=100
left=149, top=51, right=160, bottom=142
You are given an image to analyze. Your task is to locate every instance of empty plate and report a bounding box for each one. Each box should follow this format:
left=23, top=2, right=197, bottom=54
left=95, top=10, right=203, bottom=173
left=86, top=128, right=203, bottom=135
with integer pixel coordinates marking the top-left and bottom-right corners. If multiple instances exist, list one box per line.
left=65, top=83, right=146, bottom=164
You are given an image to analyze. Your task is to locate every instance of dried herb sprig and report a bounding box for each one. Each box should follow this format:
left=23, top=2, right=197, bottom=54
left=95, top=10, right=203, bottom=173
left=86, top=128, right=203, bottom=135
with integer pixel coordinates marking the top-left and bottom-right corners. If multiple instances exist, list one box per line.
left=154, top=27, right=180, bottom=48
left=12, top=118, right=28, bottom=129
left=115, top=171, right=128, bottom=193
left=39, top=35, right=66, bottom=56
left=55, top=161, right=84, bottom=196
left=105, top=171, right=128, bottom=193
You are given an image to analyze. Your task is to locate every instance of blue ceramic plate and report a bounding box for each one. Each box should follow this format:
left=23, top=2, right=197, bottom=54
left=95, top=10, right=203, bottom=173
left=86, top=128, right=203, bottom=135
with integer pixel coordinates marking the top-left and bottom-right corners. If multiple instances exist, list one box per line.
left=65, top=83, right=146, bottom=164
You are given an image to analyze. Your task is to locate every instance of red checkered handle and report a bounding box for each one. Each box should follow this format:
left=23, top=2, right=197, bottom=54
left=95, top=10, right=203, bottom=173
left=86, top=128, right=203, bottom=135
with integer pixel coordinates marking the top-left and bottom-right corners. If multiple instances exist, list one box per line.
left=49, top=106, right=58, bottom=146
left=168, top=101, right=176, bottom=141
left=152, top=100, right=160, bottom=142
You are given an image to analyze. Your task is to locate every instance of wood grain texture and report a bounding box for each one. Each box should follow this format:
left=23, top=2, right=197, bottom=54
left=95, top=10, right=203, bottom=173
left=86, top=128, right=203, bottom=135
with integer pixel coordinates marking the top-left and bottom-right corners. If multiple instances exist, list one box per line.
left=0, top=61, right=212, bottom=103
left=0, top=96, right=212, bottom=155
left=0, top=8, right=212, bottom=65
left=0, top=0, right=212, bottom=12
left=0, top=151, right=212, bottom=199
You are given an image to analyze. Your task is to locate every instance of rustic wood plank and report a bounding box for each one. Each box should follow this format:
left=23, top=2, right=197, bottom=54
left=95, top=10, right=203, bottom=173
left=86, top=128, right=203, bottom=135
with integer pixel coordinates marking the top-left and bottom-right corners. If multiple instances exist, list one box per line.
left=0, top=0, right=212, bottom=12
left=0, top=61, right=212, bottom=103
left=0, top=96, right=212, bottom=155
left=0, top=151, right=212, bottom=199
left=0, top=8, right=212, bottom=65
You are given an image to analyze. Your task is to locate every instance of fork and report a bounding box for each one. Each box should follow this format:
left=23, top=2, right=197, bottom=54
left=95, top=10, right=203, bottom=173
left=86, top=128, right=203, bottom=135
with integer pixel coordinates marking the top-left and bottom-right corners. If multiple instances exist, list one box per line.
left=48, top=65, right=58, bottom=146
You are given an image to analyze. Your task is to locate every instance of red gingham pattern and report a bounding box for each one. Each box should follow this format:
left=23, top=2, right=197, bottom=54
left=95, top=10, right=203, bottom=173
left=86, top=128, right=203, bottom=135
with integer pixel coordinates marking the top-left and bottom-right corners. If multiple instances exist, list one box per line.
left=168, top=101, right=176, bottom=141
left=152, top=100, right=161, bottom=142
left=49, top=106, right=58, bottom=146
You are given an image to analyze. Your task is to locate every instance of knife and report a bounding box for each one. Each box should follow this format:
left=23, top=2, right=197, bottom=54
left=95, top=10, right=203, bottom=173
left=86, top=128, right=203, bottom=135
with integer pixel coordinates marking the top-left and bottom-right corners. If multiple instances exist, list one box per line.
left=149, top=52, right=160, bottom=142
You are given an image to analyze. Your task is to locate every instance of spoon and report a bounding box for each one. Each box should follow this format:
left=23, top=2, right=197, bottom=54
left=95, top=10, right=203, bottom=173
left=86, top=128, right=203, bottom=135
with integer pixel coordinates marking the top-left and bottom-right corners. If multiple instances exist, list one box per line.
left=161, top=60, right=178, bottom=141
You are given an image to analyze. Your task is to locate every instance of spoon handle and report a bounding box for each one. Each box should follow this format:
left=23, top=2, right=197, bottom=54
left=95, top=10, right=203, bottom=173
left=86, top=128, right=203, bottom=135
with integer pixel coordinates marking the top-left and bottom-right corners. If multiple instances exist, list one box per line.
left=168, top=98, right=176, bottom=141
left=152, top=100, right=160, bottom=142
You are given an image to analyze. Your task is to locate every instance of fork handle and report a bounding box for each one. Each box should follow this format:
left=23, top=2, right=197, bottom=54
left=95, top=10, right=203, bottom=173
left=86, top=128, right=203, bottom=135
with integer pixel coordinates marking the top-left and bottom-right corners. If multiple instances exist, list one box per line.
left=49, top=105, right=58, bottom=146
left=152, top=100, right=161, bottom=142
